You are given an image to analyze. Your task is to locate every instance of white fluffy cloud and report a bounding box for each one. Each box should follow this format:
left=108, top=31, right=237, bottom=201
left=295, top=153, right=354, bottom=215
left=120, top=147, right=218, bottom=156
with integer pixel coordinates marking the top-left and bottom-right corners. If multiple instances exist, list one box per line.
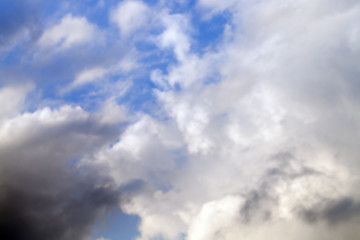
left=38, top=14, right=97, bottom=50
left=110, top=0, right=150, bottom=37
left=85, top=0, right=360, bottom=239
left=156, top=13, right=191, bottom=61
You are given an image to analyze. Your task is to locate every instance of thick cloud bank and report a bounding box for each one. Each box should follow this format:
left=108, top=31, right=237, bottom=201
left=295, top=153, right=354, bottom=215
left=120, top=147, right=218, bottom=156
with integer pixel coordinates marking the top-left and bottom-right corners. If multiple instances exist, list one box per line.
left=1, top=0, right=360, bottom=239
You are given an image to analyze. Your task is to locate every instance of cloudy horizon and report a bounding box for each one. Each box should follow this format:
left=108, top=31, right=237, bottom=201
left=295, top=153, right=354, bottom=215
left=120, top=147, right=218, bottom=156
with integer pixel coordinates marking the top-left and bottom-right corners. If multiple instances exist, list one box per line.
left=1, top=0, right=360, bottom=239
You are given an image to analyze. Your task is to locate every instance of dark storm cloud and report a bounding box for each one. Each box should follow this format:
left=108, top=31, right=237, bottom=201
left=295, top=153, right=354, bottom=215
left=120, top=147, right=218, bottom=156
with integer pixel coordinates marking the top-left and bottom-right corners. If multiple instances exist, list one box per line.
left=0, top=107, right=125, bottom=240
left=0, top=168, right=119, bottom=240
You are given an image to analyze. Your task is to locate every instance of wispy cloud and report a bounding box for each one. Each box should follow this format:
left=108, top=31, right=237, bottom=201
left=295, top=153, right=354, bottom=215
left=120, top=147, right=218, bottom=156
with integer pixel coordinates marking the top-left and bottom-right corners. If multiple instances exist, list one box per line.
left=38, top=14, right=97, bottom=50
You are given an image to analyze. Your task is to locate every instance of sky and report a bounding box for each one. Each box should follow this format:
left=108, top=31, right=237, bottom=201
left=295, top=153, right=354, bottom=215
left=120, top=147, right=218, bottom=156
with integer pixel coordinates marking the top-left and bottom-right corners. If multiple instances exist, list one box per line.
left=1, top=0, right=360, bottom=240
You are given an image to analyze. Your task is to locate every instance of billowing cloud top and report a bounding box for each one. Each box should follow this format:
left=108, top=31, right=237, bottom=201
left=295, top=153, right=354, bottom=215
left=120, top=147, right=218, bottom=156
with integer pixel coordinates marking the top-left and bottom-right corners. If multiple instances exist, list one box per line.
left=1, top=0, right=360, bottom=240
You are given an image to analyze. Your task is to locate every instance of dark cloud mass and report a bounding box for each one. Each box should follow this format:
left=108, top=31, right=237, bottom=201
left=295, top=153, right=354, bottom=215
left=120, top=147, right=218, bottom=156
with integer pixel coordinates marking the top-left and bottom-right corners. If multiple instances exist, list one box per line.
left=0, top=169, right=119, bottom=240
left=300, top=197, right=360, bottom=225
left=0, top=107, right=122, bottom=240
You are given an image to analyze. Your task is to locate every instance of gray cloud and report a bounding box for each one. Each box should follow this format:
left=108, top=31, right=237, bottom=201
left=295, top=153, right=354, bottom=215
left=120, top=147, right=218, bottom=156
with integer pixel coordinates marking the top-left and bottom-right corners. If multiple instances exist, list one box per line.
left=0, top=106, right=124, bottom=240
left=300, top=197, right=360, bottom=225
left=0, top=168, right=119, bottom=240
left=238, top=152, right=324, bottom=224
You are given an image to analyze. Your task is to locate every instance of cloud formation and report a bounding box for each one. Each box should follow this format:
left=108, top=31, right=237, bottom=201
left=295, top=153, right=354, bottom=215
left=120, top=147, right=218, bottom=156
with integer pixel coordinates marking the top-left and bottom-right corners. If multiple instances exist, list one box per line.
left=0, top=106, right=121, bottom=240
left=1, top=0, right=360, bottom=240
left=38, top=14, right=97, bottom=50
left=110, top=0, right=151, bottom=37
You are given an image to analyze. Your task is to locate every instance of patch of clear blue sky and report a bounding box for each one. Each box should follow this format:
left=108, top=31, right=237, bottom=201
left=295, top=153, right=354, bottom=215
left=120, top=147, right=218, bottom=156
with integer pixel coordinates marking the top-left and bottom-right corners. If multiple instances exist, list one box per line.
left=191, top=11, right=231, bottom=54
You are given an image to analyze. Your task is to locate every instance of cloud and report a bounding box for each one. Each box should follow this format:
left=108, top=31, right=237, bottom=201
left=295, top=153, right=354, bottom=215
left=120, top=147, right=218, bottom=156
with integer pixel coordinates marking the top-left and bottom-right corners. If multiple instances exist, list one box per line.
left=187, top=195, right=243, bottom=240
left=87, top=0, right=360, bottom=239
left=61, top=52, right=137, bottom=93
left=96, top=237, right=110, bottom=240
left=156, top=13, right=191, bottom=61
left=97, top=98, right=128, bottom=124
left=0, top=83, right=34, bottom=120
left=0, top=106, right=122, bottom=240
left=38, top=14, right=97, bottom=50
left=2, top=0, right=360, bottom=239
left=110, top=0, right=150, bottom=37
left=0, top=170, right=118, bottom=240
left=197, top=0, right=238, bottom=16
left=110, top=0, right=192, bottom=61
left=300, top=197, right=360, bottom=225
left=68, top=66, right=107, bottom=90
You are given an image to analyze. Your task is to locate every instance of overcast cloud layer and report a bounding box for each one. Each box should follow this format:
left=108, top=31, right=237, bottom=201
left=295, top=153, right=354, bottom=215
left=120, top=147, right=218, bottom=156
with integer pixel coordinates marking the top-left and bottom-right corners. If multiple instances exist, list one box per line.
left=1, top=0, right=360, bottom=240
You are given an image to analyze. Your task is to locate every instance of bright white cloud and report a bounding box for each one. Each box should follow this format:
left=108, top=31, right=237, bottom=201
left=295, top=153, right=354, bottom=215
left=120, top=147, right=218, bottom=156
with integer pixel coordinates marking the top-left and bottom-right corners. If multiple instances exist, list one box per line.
left=187, top=195, right=243, bottom=240
left=38, top=14, right=96, bottom=50
left=110, top=0, right=150, bottom=37
left=156, top=13, right=191, bottom=61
